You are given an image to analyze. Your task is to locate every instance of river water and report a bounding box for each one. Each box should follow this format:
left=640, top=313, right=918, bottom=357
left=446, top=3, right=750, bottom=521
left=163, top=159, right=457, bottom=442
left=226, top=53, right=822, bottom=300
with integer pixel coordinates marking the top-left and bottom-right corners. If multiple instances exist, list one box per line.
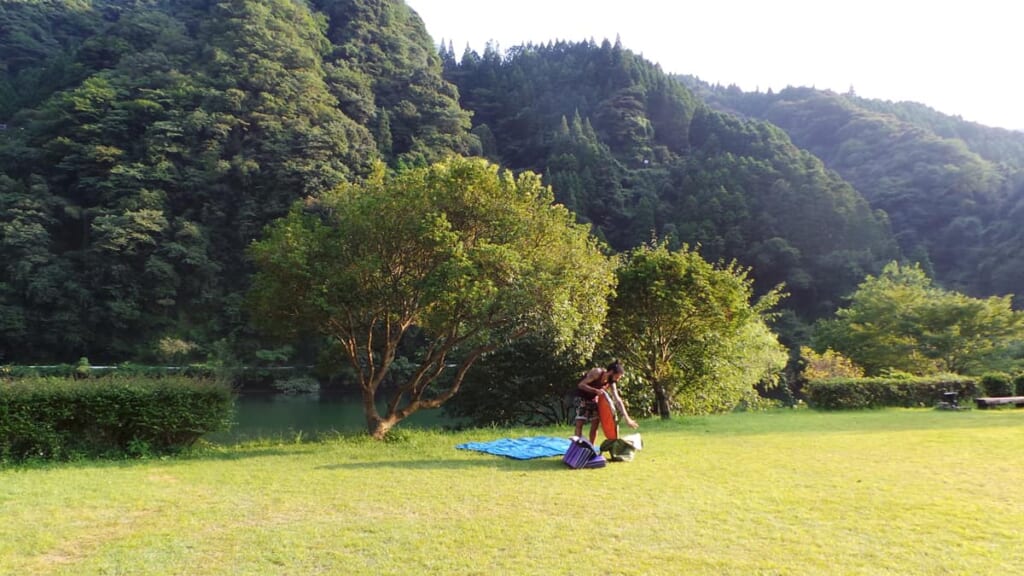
left=206, top=391, right=459, bottom=443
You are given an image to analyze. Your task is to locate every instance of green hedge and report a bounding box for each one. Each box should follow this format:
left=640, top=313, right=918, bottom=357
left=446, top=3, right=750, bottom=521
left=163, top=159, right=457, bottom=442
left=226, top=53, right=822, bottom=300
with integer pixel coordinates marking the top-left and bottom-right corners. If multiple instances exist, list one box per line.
left=979, top=373, right=1014, bottom=397
left=803, top=375, right=977, bottom=410
left=0, top=363, right=218, bottom=379
left=0, top=363, right=307, bottom=389
left=0, top=376, right=233, bottom=462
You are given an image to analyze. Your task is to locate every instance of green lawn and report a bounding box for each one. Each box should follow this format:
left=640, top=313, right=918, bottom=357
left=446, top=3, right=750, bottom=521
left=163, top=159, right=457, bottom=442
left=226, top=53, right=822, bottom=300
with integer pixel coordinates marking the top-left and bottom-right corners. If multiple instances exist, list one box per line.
left=2, top=409, right=1022, bottom=575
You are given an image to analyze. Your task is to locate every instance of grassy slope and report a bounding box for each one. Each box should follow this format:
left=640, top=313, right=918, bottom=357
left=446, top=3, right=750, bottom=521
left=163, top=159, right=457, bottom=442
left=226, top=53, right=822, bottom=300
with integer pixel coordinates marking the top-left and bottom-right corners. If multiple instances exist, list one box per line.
left=1, top=409, right=1022, bottom=575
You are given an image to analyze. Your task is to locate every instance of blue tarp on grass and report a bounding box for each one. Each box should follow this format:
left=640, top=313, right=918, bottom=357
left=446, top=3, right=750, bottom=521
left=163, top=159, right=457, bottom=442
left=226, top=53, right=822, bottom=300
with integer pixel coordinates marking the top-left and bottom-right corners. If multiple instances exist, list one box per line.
left=456, top=436, right=571, bottom=460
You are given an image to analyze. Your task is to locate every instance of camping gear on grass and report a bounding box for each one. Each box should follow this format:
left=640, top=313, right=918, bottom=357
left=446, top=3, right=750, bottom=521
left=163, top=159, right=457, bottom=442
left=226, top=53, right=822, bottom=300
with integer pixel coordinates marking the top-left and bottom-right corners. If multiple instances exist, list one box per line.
left=600, top=433, right=643, bottom=462
left=456, top=436, right=571, bottom=460
left=563, top=436, right=605, bottom=469
left=596, top=390, right=618, bottom=440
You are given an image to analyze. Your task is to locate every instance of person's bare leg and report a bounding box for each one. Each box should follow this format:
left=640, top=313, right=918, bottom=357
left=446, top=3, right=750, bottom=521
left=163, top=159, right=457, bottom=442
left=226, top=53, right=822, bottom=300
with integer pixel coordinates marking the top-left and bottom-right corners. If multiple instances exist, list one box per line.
left=574, top=420, right=584, bottom=438
left=589, top=420, right=600, bottom=444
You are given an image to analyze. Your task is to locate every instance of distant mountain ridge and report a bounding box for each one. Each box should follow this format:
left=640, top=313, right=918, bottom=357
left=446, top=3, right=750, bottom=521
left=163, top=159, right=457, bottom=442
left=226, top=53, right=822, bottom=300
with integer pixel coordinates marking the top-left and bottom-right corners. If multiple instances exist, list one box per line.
left=682, top=79, right=1024, bottom=301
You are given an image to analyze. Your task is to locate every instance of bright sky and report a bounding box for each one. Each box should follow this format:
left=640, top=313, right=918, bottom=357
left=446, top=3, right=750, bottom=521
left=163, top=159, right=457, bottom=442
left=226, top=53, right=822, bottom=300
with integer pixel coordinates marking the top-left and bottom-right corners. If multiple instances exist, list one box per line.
left=405, top=0, right=1023, bottom=131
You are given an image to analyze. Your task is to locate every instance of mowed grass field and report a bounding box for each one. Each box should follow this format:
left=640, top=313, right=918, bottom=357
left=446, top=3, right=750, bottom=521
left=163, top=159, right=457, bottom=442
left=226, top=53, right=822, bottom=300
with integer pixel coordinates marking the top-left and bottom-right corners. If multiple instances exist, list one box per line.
left=1, top=408, right=1022, bottom=575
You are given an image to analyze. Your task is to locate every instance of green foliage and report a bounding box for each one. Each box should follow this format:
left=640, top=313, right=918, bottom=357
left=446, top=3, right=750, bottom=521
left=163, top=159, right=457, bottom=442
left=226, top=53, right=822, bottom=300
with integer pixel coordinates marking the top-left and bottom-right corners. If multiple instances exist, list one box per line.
left=310, top=0, right=474, bottom=164
left=271, top=375, right=321, bottom=396
left=249, top=157, right=614, bottom=438
left=447, top=39, right=699, bottom=243
left=803, top=375, right=977, bottom=410
left=692, top=82, right=1024, bottom=305
left=983, top=177, right=1024, bottom=300
left=5, top=0, right=1023, bottom=384
left=978, top=373, right=1013, bottom=397
left=445, top=41, right=897, bottom=338
left=678, top=108, right=898, bottom=321
left=815, top=262, right=1024, bottom=376
left=847, top=96, right=1024, bottom=171
left=603, top=241, right=787, bottom=417
left=0, top=363, right=80, bottom=379
left=443, top=335, right=587, bottom=427
left=800, top=346, right=864, bottom=379
left=0, top=375, right=232, bottom=462
left=156, top=337, right=198, bottom=362
left=0, top=0, right=472, bottom=364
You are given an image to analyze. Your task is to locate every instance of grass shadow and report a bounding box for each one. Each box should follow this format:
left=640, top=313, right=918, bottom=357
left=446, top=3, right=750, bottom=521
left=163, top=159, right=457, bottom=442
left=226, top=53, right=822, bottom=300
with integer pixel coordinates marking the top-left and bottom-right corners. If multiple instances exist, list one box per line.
left=317, top=456, right=569, bottom=472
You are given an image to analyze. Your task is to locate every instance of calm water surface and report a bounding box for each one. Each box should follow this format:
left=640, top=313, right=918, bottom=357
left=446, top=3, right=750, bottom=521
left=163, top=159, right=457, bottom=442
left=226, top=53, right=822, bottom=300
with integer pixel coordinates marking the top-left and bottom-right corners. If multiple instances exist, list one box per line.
left=207, top=391, right=459, bottom=444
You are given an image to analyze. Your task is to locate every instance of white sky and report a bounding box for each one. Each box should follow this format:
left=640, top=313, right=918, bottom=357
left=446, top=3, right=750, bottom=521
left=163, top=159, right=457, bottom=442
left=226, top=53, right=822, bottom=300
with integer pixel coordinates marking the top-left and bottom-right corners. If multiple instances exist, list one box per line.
left=405, top=0, right=1023, bottom=131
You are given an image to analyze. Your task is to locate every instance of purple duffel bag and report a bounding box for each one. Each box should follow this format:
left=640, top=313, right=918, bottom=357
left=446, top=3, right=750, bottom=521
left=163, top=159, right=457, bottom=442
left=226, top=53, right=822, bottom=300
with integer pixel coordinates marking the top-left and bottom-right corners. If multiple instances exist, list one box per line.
left=563, top=437, right=605, bottom=469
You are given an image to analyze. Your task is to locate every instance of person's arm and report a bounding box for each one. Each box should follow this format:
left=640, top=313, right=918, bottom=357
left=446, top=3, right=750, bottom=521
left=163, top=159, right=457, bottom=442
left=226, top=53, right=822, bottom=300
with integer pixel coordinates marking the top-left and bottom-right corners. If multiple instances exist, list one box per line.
left=610, top=383, right=639, bottom=429
left=576, top=368, right=605, bottom=397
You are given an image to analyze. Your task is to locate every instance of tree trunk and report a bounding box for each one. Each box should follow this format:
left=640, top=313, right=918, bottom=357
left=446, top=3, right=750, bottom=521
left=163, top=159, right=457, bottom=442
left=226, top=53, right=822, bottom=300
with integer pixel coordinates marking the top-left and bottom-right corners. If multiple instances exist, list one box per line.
left=368, top=416, right=396, bottom=440
left=652, top=381, right=672, bottom=420
left=362, top=386, right=401, bottom=439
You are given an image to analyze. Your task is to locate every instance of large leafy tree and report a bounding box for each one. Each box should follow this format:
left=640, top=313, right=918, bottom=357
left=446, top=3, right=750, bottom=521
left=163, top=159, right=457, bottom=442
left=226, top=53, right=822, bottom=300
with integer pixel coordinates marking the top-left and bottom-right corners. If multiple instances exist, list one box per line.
left=604, top=242, right=786, bottom=418
left=248, top=157, right=614, bottom=438
left=814, top=262, right=1024, bottom=375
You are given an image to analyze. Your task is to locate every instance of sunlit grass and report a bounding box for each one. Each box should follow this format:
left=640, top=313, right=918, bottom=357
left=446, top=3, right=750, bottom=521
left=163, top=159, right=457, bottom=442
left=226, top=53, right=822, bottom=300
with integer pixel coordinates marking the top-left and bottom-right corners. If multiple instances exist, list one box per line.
left=2, top=409, right=1022, bottom=575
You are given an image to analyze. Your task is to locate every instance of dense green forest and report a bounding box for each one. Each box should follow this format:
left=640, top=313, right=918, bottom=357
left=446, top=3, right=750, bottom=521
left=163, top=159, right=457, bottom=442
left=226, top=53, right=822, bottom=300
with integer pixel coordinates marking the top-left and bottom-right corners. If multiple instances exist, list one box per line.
left=441, top=39, right=897, bottom=334
left=0, top=0, right=473, bottom=362
left=1, top=0, right=1019, bottom=366
left=684, top=80, right=1024, bottom=301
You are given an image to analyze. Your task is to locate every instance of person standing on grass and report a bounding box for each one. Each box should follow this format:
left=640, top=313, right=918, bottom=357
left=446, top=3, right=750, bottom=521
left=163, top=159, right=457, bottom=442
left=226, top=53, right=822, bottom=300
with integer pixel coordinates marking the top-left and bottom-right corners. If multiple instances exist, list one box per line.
left=573, top=360, right=639, bottom=444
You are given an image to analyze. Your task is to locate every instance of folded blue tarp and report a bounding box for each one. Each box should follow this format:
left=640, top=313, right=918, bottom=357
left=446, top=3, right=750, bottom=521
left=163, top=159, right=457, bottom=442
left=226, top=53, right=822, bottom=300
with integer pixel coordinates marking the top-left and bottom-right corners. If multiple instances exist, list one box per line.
left=456, top=436, right=571, bottom=460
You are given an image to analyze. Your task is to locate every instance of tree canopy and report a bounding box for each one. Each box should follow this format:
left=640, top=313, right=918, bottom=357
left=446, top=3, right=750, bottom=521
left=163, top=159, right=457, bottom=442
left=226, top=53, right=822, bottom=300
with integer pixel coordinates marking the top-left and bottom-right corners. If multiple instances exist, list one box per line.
left=444, top=41, right=898, bottom=341
left=3, top=0, right=1023, bottom=378
left=248, top=157, right=614, bottom=438
left=603, top=241, right=787, bottom=417
left=0, top=0, right=472, bottom=363
left=691, top=82, right=1024, bottom=306
left=814, top=262, right=1024, bottom=376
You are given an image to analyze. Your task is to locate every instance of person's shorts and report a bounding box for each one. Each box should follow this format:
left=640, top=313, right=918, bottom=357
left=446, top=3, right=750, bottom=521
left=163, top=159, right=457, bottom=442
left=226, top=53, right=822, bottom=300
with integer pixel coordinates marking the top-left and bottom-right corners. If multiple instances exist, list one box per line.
left=573, top=396, right=599, bottom=423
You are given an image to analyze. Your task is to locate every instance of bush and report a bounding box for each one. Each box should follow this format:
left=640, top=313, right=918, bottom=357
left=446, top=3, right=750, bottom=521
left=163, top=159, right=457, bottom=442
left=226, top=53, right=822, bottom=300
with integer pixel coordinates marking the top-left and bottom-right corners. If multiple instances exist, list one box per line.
left=0, top=363, right=217, bottom=380
left=0, top=376, right=233, bottom=462
left=803, top=375, right=977, bottom=410
left=800, top=347, right=864, bottom=379
left=1, top=363, right=79, bottom=379
left=271, top=376, right=320, bottom=395
left=980, top=373, right=1014, bottom=397
left=1015, top=374, right=1024, bottom=396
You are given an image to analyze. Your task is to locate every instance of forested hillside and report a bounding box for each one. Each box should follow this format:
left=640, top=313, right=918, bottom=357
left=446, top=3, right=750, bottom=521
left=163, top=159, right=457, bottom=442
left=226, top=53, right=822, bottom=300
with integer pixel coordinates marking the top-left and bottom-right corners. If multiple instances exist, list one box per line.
left=686, top=81, right=1024, bottom=301
left=442, top=40, right=897, bottom=333
left=0, top=0, right=472, bottom=362
left=2, top=0, right=1019, bottom=366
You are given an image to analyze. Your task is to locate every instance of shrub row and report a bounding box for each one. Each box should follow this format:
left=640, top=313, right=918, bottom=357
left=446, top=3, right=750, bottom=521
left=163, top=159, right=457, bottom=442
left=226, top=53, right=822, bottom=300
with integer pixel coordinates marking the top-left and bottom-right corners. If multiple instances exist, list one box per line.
left=0, top=376, right=233, bottom=462
left=978, top=372, right=1024, bottom=397
left=1, top=363, right=311, bottom=390
left=803, top=375, right=977, bottom=410
left=0, top=362, right=217, bottom=380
